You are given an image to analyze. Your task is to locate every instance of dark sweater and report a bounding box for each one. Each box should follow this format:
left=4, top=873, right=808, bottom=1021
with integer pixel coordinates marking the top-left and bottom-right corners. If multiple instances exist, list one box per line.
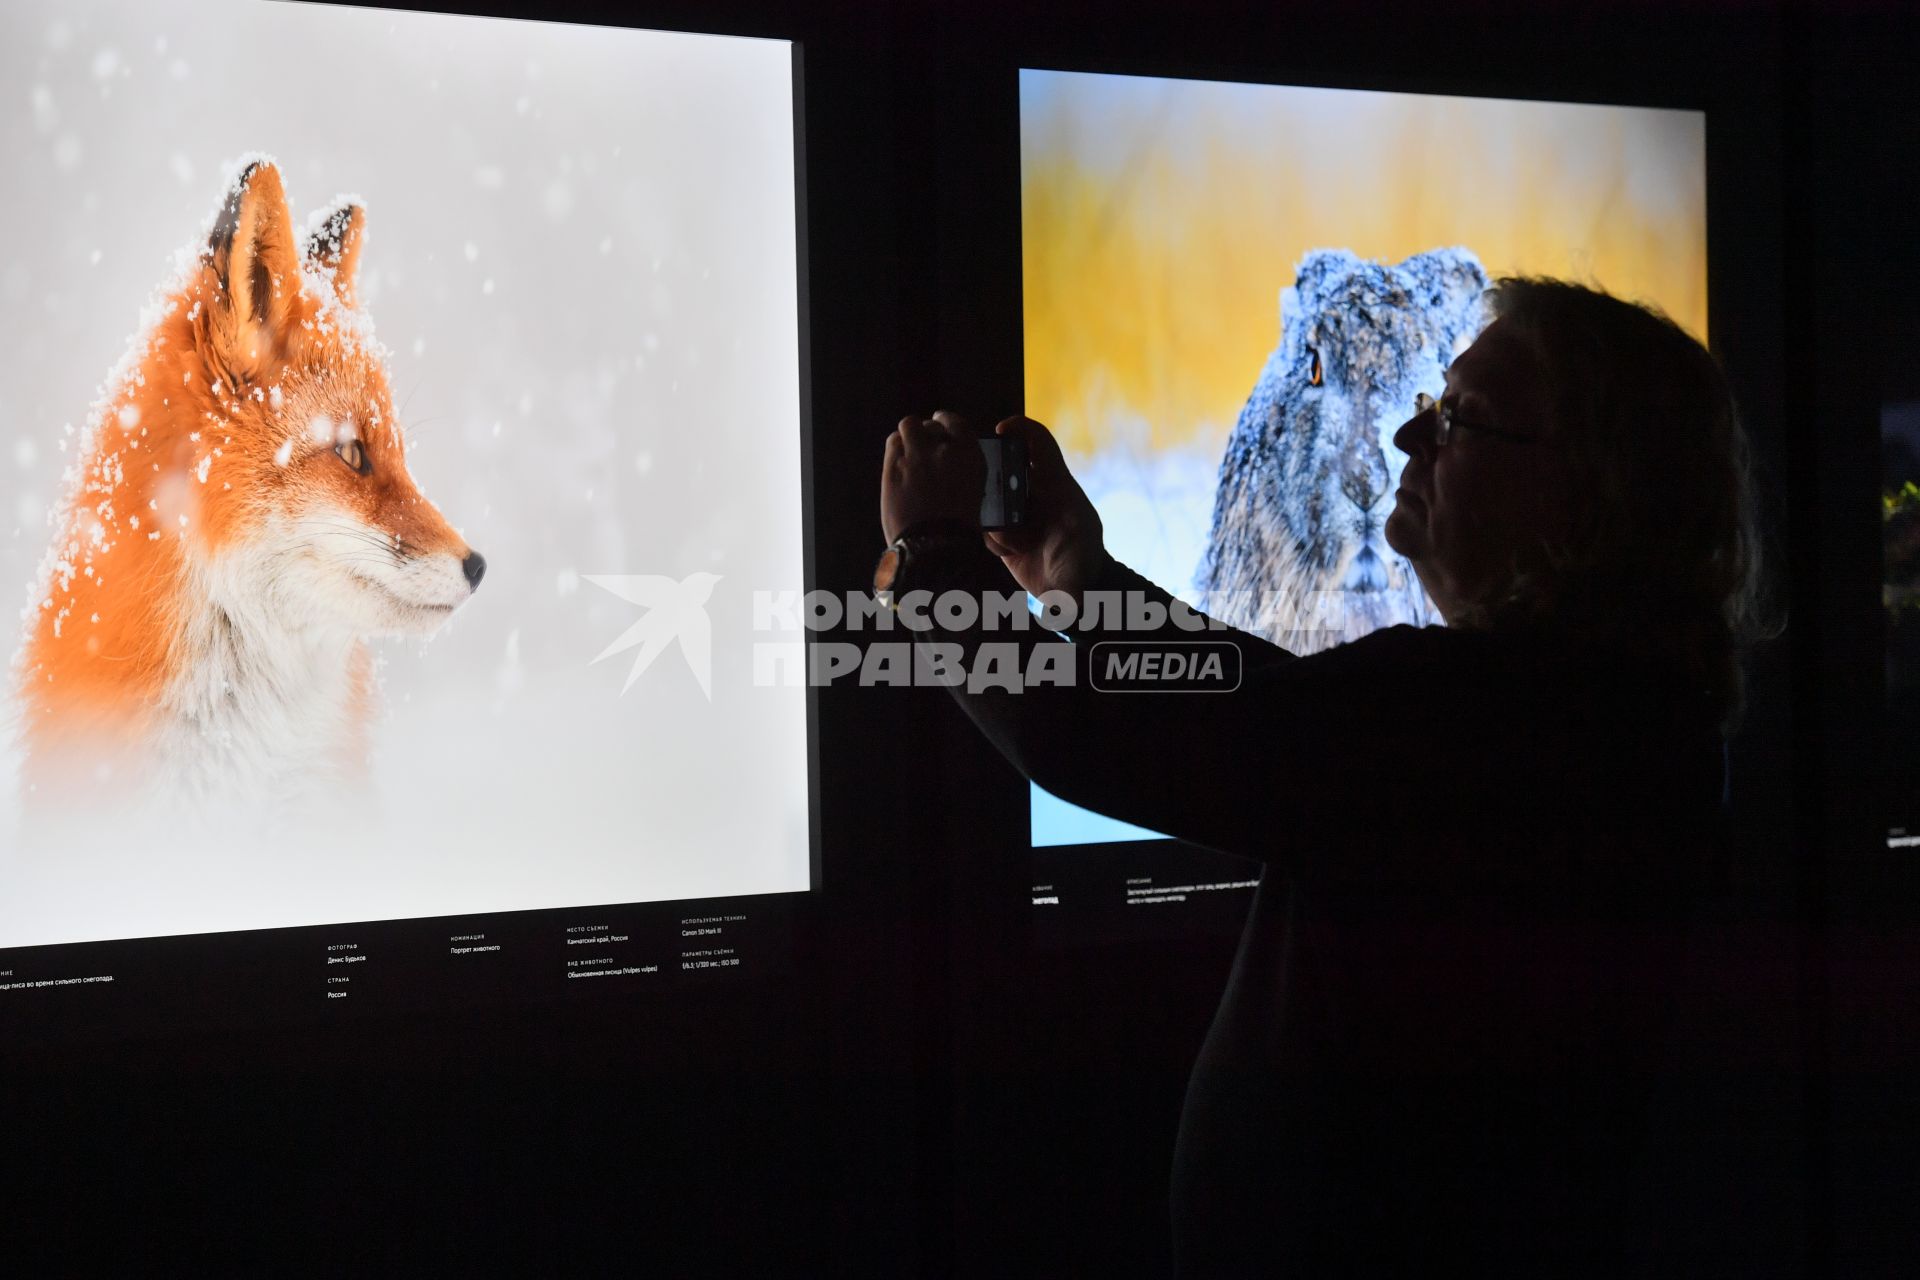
left=916, top=544, right=1727, bottom=1276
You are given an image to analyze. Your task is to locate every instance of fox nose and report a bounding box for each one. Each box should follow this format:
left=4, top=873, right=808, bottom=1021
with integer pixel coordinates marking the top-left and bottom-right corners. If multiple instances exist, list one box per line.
left=462, top=551, right=486, bottom=590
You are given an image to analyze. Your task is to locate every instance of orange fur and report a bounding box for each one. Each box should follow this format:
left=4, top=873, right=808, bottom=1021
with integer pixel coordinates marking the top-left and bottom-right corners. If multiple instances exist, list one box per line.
left=16, top=159, right=473, bottom=802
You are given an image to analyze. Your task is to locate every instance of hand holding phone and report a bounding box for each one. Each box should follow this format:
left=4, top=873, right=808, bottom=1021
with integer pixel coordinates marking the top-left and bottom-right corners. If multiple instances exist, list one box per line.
left=977, top=435, right=1030, bottom=531
left=980, top=417, right=1108, bottom=603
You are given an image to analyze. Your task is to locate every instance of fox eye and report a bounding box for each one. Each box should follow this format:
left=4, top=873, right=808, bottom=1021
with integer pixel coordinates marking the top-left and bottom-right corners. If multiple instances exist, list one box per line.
left=334, top=438, right=371, bottom=476
left=1307, top=347, right=1324, bottom=388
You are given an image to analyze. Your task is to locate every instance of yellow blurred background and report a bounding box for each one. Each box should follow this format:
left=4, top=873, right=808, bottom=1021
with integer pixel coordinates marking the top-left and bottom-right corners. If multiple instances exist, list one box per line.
left=1021, top=71, right=1707, bottom=456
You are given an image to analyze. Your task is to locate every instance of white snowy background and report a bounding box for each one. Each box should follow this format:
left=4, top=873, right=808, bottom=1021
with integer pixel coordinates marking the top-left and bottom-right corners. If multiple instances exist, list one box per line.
left=0, top=0, right=810, bottom=947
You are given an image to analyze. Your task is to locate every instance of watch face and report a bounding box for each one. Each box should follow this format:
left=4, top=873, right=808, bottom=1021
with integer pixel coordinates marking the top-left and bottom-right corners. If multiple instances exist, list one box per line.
left=874, top=545, right=903, bottom=595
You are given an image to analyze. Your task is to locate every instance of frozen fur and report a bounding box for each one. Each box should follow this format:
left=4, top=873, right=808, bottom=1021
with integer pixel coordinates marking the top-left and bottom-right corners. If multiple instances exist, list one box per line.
left=1197, top=248, right=1489, bottom=652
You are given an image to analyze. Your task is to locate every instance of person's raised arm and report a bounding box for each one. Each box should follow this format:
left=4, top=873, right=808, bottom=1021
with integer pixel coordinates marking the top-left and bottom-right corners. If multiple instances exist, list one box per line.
left=878, top=411, right=1386, bottom=861
left=889, top=413, right=1295, bottom=666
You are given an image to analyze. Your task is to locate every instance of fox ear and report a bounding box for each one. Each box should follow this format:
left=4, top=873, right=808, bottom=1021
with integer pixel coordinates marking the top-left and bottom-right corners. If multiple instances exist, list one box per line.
left=206, top=159, right=302, bottom=357
left=304, top=198, right=366, bottom=308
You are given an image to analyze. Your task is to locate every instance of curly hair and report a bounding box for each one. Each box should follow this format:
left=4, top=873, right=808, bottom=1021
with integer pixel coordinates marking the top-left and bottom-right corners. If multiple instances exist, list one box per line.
left=1458, top=277, right=1778, bottom=731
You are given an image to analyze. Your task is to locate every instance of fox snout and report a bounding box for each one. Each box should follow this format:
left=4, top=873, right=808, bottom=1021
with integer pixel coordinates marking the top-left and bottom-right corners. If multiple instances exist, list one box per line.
left=463, top=551, right=487, bottom=590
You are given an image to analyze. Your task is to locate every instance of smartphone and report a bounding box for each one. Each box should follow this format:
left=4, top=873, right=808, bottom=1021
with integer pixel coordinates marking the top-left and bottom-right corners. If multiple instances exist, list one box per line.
left=978, top=436, right=1030, bottom=531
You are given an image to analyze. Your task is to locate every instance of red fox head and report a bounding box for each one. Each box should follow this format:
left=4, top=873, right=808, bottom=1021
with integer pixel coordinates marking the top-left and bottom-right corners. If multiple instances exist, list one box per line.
left=174, top=158, right=483, bottom=635
left=17, top=158, right=483, bottom=799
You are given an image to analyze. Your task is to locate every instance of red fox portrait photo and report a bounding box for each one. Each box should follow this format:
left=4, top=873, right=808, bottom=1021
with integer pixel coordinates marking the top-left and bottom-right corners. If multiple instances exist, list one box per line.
left=0, top=1, right=808, bottom=950
left=15, top=158, right=483, bottom=814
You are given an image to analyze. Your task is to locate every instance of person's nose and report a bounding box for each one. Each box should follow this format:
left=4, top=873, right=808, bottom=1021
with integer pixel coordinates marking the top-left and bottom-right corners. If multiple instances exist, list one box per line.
left=1393, top=403, right=1437, bottom=459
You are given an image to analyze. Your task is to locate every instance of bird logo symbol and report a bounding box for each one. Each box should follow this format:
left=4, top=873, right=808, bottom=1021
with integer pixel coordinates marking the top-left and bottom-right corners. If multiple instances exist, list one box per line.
left=585, top=572, right=722, bottom=699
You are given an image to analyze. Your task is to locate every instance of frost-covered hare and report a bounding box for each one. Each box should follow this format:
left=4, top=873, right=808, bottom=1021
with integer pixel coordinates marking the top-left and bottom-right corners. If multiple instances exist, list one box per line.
left=1199, top=248, right=1488, bottom=652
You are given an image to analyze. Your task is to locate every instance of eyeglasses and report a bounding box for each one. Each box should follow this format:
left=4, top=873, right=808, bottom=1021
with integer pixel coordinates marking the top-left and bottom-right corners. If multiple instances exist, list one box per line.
left=1413, top=392, right=1538, bottom=446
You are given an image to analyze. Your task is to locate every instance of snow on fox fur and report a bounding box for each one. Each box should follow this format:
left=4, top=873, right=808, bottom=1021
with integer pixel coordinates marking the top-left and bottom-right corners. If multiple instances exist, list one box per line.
left=14, top=157, right=484, bottom=817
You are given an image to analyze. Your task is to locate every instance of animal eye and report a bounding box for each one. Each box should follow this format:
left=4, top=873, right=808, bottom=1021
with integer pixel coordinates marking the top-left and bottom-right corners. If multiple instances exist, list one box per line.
left=1307, top=347, right=1324, bottom=388
left=334, top=438, right=371, bottom=476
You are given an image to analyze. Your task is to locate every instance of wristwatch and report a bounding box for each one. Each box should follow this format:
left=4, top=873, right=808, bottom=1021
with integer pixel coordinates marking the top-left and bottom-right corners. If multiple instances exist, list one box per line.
left=873, top=519, right=975, bottom=608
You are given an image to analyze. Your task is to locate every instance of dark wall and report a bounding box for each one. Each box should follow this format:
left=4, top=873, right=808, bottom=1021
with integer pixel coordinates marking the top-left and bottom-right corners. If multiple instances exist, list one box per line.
left=6, top=0, right=1915, bottom=1274
left=1799, top=5, right=1920, bottom=1275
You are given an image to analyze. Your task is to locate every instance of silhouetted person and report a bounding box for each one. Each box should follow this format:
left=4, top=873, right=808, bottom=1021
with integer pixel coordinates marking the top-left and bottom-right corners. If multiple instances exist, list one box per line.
left=877, top=278, right=1771, bottom=1274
